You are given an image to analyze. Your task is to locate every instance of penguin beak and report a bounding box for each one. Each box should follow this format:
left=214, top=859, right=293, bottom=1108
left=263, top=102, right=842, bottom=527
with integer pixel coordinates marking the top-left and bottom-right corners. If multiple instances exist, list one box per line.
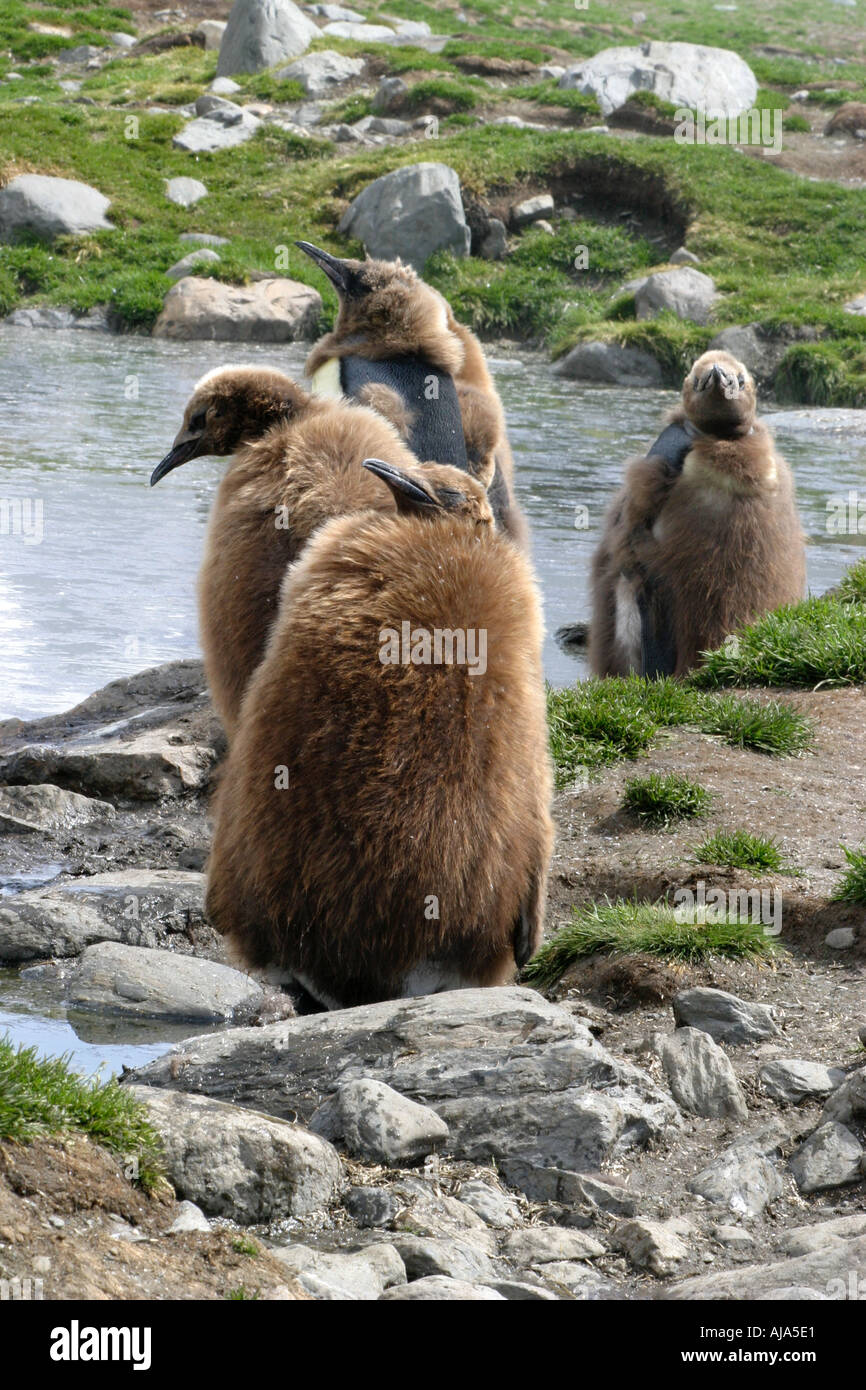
left=295, top=241, right=365, bottom=298
left=150, top=431, right=205, bottom=486
left=362, top=457, right=442, bottom=511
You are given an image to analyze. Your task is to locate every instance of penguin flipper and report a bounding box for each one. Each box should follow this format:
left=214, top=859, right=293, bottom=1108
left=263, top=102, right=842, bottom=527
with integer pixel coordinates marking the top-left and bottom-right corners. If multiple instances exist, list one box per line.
left=637, top=580, right=677, bottom=679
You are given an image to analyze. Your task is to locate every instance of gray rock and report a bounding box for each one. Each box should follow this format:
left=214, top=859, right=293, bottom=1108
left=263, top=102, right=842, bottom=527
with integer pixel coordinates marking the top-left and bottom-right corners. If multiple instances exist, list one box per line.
left=344, top=1186, right=400, bottom=1227
left=109, top=32, right=137, bottom=50
left=271, top=1242, right=405, bottom=1299
left=217, top=0, right=317, bottom=76
left=822, top=1067, right=866, bottom=1126
left=333, top=122, right=368, bottom=142
left=167, top=1200, right=212, bottom=1234
left=511, top=194, right=554, bottom=228
left=127, top=988, right=680, bottom=1204
left=490, top=1280, right=560, bottom=1300
left=457, top=1180, right=521, bottom=1228
left=760, top=1059, right=844, bottom=1105
left=127, top=1086, right=342, bottom=1224
left=667, top=1234, right=866, bottom=1300
left=613, top=1219, right=689, bottom=1277
left=789, top=1122, right=864, bottom=1193
left=479, top=218, right=508, bottom=261
left=366, top=1175, right=495, bottom=1246
left=670, top=246, right=701, bottom=265
left=353, top=114, right=410, bottom=135
left=179, top=232, right=230, bottom=246
left=534, top=1263, right=618, bottom=1299
left=322, top=21, right=396, bottom=41
left=5, top=307, right=76, bottom=330
left=277, top=50, right=364, bottom=97
left=380, top=1276, right=505, bottom=1300
left=209, top=77, right=242, bottom=96
left=707, top=324, right=784, bottom=383
left=635, top=266, right=719, bottom=325
left=390, top=1235, right=498, bottom=1284
left=0, top=869, right=210, bottom=963
left=687, top=1134, right=785, bottom=1217
left=660, top=1027, right=748, bottom=1120
left=0, top=174, right=112, bottom=243
left=373, top=76, right=408, bottom=113
left=493, top=116, right=546, bottom=131
left=538, top=64, right=566, bottom=81
left=173, top=107, right=261, bottom=153
left=673, top=987, right=780, bottom=1044
left=309, top=4, right=365, bottom=20
left=0, top=729, right=216, bottom=802
left=391, top=19, right=432, bottom=38
left=153, top=276, right=321, bottom=342
left=713, top=1225, right=755, bottom=1249
left=845, top=295, right=866, bottom=316
left=0, top=784, right=114, bottom=835
left=338, top=161, right=470, bottom=270
left=559, top=40, right=757, bottom=117
left=164, top=177, right=208, bottom=208
left=165, top=248, right=221, bottom=282
left=553, top=340, right=663, bottom=387
left=196, top=20, right=227, bottom=50
left=68, top=942, right=262, bottom=1022
left=562, top=1172, right=639, bottom=1218
left=194, top=94, right=241, bottom=117
left=500, top=1228, right=605, bottom=1266
left=310, top=1078, right=449, bottom=1164
left=780, top=1213, right=866, bottom=1256
left=825, top=926, right=856, bottom=948
left=58, top=45, right=103, bottom=66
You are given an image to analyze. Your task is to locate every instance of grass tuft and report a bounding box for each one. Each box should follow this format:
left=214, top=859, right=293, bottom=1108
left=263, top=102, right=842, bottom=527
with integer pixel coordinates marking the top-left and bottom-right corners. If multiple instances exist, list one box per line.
left=694, top=829, right=787, bottom=873
left=0, top=1036, right=164, bottom=1193
left=837, top=558, right=866, bottom=606
left=524, top=899, right=777, bottom=988
left=623, top=772, right=712, bottom=825
left=830, top=846, right=866, bottom=904
left=691, top=596, right=866, bottom=689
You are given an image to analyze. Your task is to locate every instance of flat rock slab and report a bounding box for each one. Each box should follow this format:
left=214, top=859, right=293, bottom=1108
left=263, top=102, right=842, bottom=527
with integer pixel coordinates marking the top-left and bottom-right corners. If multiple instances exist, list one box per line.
left=0, top=784, right=115, bottom=835
left=0, top=869, right=209, bottom=962
left=667, top=1233, right=866, bottom=1300
left=673, top=987, right=780, bottom=1044
left=309, top=1078, right=449, bottom=1164
left=500, top=1227, right=605, bottom=1266
left=127, top=1085, right=343, bottom=1224
left=760, top=1059, right=844, bottom=1105
left=126, top=987, right=680, bottom=1202
left=153, top=275, right=321, bottom=342
left=380, top=1276, right=505, bottom=1300
left=553, top=341, right=663, bottom=387
left=277, top=50, right=365, bottom=97
left=271, top=1242, right=405, bottom=1299
left=68, top=941, right=262, bottom=1022
left=173, top=108, right=261, bottom=153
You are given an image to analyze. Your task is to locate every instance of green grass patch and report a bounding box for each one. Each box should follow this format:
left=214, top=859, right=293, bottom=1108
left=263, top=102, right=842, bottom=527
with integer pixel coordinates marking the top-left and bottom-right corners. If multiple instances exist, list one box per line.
left=691, top=596, right=866, bottom=689
left=547, top=677, right=812, bottom=784
left=694, top=829, right=788, bottom=873
left=623, top=772, right=712, bottom=825
left=838, top=559, right=866, bottom=605
left=404, top=77, right=481, bottom=112
left=231, top=1236, right=260, bottom=1257
left=0, top=1036, right=164, bottom=1193
left=830, top=846, right=866, bottom=904
left=524, top=898, right=777, bottom=987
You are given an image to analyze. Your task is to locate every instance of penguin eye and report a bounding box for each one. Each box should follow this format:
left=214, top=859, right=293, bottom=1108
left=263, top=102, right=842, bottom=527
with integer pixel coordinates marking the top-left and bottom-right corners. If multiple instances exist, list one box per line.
left=737, top=374, right=745, bottom=387
left=189, top=408, right=207, bottom=432
left=436, top=487, right=465, bottom=510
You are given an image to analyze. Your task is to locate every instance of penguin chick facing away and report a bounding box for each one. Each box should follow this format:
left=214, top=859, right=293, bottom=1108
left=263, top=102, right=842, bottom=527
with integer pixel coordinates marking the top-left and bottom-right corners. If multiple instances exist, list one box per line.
left=205, top=457, right=554, bottom=1009
left=590, top=350, right=806, bottom=679
left=296, top=241, right=528, bottom=547
left=151, top=365, right=421, bottom=737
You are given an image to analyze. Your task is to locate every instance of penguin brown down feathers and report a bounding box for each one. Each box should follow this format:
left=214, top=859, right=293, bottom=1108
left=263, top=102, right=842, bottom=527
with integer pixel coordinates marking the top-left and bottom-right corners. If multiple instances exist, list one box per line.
left=301, top=247, right=528, bottom=546
left=205, top=459, right=554, bottom=1009
left=153, top=365, right=420, bottom=736
left=590, top=350, right=806, bottom=678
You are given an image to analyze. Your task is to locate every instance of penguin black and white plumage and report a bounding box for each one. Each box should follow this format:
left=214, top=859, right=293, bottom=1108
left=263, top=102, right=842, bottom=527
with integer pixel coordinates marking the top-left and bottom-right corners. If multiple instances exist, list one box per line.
left=590, top=350, right=806, bottom=679
left=296, top=242, right=528, bottom=547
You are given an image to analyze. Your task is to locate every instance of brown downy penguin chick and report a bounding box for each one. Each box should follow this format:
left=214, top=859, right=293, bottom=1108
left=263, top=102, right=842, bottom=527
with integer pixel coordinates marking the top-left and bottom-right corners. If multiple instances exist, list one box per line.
left=296, top=241, right=528, bottom=546
left=151, top=365, right=420, bottom=736
left=590, top=350, right=806, bottom=678
left=205, top=457, right=554, bottom=1009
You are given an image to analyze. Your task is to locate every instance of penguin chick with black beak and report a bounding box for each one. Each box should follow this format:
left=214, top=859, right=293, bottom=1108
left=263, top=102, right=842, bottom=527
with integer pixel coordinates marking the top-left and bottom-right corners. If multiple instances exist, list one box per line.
left=205, top=457, right=553, bottom=1010
left=590, top=350, right=806, bottom=678
left=151, top=365, right=420, bottom=736
left=296, top=241, right=528, bottom=547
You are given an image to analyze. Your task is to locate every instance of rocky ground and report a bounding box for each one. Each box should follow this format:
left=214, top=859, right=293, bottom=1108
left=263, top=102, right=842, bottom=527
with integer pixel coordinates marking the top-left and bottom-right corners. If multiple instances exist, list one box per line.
left=0, top=659, right=863, bottom=1301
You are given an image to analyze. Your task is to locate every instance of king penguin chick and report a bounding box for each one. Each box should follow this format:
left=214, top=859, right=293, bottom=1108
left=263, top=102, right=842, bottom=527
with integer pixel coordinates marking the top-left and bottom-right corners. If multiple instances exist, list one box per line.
left=590, top=350, right=806, bottom=678
left=151, top=365, right=421, bottom=737
left=205, top=457, right=554, bottom=1009
left=296, top=241, right=528, bottom=547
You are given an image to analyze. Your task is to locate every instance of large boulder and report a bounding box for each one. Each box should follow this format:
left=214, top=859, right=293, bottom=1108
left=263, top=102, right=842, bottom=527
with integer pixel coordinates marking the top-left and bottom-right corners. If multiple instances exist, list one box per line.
left=127, top=1086, right=343, bottom=1223
left=216, top=0, right=317, bottom=76
left=667, top=1234, right=866, bottom=1300
left=277, top=50, right=365, bottom=97
left=559, top=41, right=758, bottom=118
left=0, top=174, right=113, bottom=243
left=152, top=276, right=322, bottom=342
left=126, top=987, right=680, bottom=1203
left=0, top=784, right=114, bottom=835
left=553, top=340, right=663, bottom=387
left=68, top=942, right=263, bottom=1022
left=338, top=162, right=470, bottom=270
left=635, top=267, right=719, bottom=325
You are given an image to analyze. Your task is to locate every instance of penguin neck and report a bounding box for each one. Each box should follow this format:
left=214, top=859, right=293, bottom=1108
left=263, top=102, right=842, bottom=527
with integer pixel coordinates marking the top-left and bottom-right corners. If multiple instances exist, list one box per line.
left=312, top=351, right=469, bottom=472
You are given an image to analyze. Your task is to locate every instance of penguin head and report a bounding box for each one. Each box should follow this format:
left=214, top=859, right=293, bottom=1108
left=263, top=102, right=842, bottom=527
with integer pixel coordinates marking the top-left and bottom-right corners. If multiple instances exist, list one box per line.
left=362, top=458, right=495, bottom=531
left=151, top=367, right=310, bottom=485
left=682, top=351, right=756, bottom=436
left=297, top=242, right=465, bottom=377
